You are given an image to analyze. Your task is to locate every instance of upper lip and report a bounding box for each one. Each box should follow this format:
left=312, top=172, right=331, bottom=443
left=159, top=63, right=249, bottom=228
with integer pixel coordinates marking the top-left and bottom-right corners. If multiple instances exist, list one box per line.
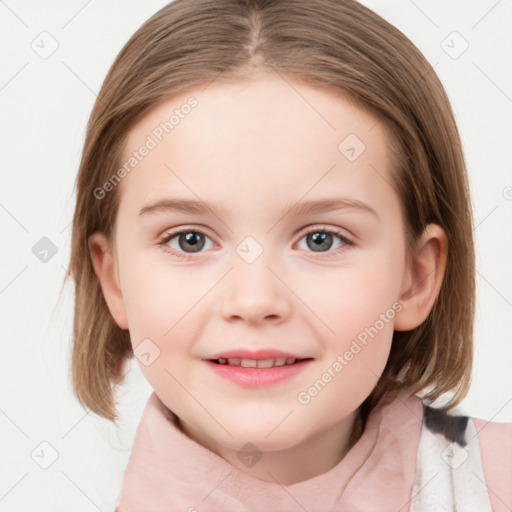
left=204, top=349, right=312, bottom=360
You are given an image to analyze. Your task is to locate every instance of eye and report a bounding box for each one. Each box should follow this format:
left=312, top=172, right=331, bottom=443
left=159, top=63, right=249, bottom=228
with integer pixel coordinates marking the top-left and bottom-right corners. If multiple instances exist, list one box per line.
left=157, top=226, right=353, bottom=260
left=295, top=227, right=352, bottom=256
left=157, top=228, right=215, bottom=259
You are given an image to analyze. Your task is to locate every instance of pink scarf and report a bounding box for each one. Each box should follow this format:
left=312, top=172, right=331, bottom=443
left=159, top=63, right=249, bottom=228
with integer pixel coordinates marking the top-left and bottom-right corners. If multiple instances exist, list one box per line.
left=116, top=390, right=422, bottom=511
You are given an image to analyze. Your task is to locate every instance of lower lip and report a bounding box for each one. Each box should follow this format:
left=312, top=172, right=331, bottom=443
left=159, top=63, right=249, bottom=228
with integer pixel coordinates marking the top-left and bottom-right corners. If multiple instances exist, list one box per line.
left=203, top=359, right=313, bottom=387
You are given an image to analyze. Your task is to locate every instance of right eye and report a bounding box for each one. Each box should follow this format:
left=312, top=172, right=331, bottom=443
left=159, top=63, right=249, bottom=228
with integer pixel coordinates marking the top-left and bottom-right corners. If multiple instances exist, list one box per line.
left=157, top=228, right=216, bottom=259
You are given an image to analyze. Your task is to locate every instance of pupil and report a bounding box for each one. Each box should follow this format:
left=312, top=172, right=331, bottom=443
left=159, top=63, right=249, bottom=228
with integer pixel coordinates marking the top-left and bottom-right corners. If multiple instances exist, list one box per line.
left=309, top=231, right=331, bottom=252
left=179, top=232, right=204, bottom=252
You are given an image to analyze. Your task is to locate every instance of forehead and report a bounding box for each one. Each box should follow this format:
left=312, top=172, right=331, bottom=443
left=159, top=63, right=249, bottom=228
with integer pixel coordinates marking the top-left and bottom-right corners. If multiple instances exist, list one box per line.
left=116, top=75, right=396, bottom=222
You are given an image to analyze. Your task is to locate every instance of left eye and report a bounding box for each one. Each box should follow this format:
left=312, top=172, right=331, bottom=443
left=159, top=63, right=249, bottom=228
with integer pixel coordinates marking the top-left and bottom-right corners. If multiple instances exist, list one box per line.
left=296, top=229, right=351, bottom=253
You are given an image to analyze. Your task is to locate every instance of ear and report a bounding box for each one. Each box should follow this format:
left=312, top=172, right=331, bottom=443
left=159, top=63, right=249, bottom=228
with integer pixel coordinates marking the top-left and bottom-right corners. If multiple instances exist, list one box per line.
left=88, top=232, right=129, bottom=330
left=394, top=224, right=448, bottom=331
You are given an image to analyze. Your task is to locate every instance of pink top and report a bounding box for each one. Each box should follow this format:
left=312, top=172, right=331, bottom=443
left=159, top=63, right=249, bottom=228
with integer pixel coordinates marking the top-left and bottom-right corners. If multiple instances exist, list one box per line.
left=115, top=391, right=512, bottom=511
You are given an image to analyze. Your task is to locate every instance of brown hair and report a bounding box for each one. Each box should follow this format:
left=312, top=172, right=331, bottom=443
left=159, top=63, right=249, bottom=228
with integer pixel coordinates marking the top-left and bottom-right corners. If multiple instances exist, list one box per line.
left=64, top=0, right=475, bottom=423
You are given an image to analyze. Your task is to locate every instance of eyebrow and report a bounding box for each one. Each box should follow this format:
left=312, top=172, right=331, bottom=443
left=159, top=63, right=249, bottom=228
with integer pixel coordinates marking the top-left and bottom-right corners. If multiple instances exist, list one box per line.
left=138, top=196, right=378, bottom=219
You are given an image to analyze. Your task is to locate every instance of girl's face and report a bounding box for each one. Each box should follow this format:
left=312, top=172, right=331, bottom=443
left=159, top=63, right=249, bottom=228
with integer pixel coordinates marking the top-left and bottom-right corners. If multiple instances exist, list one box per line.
left=96, top=75, right=414, bottom=474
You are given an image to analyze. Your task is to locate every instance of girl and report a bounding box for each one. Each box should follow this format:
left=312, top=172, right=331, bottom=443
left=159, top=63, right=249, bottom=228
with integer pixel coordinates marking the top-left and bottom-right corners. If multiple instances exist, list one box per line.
left=65, top=0, right=511, bottom=510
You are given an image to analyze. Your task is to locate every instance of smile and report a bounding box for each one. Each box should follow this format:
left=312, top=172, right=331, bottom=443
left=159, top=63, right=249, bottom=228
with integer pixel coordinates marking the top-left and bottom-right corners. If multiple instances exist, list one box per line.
left=211, top=357, right=308, bottom=368
left=204, top=358, right=313, bottom=387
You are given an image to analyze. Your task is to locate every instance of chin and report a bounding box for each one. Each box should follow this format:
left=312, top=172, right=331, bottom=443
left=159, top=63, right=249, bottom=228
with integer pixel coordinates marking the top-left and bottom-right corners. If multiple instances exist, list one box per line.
left=220, top=433, right=299, bottom=454
left=178, top=404, right=311, bottom=452
left=215, top=421, right=305, bottom=452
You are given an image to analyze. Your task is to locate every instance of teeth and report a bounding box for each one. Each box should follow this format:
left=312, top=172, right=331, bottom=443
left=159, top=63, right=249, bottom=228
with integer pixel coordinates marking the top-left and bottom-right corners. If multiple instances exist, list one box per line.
left=256, top=359, right=274, bottom=368
left=216, top=357, right=300, bottom=367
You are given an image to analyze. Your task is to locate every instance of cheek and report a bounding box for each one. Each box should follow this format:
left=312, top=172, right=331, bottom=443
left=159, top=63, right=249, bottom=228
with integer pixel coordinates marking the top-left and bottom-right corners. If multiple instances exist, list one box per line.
left=294, top=251, right=402, bottom=391
left=121, top=253, right=204, bottom=336
left=301, top=253, right=403, bottom=332
left=119, top=259, right=200, bottom=392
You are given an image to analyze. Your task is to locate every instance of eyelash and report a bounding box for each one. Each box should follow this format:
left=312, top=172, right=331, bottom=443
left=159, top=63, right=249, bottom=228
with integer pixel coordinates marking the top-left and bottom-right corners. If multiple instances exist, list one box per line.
left=157, top=226, right=354, bottom=261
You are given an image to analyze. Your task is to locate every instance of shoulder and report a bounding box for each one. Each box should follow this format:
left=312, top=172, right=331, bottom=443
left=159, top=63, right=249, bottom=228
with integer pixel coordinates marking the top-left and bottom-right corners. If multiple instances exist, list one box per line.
left=420, top=403, right=512, bottom=512
left=472, top=415, right=512, bottom=512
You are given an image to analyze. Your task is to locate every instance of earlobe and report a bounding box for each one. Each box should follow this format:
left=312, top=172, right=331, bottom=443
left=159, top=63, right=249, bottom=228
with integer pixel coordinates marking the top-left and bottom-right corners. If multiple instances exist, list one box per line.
left=88, top=232, right=129, bottom=330
left=394, top=224, right=448, bottom=332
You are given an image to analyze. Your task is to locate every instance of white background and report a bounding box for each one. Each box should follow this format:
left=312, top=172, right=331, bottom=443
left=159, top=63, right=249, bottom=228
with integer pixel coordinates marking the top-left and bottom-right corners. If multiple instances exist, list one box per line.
left=1, top=0, right=511, bottom=510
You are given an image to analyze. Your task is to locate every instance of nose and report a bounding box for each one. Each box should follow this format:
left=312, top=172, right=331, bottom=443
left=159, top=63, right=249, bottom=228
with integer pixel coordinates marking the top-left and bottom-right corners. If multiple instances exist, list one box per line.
left=220, top=250, right=292, bottom=325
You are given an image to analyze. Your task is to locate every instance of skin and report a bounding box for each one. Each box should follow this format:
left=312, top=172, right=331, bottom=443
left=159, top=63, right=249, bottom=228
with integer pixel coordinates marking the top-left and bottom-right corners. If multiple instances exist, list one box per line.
left=89, top=72, right=447, bottom=485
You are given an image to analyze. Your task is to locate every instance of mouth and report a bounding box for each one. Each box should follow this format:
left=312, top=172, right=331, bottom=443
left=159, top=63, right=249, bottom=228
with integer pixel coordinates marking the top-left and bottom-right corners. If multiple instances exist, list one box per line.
left=208, top=357, right=313, bottom=368
left=204, top=355, right=314, bottom=387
